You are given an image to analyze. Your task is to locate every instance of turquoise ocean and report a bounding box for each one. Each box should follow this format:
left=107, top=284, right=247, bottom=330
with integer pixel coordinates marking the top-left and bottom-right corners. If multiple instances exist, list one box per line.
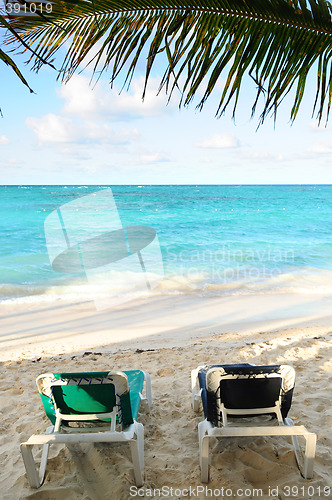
left=1, top=185, right=332, bottom=304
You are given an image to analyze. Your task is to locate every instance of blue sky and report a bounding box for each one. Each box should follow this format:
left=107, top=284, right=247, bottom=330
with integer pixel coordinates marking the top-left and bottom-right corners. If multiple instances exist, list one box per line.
left=1, top=26, right=332, bottom=185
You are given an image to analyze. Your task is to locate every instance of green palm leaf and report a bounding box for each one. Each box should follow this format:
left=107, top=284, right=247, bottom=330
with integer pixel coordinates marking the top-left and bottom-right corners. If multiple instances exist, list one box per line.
left=6, top=0, right=332, bottom=123
left=0, top=13, right=34, bottom=110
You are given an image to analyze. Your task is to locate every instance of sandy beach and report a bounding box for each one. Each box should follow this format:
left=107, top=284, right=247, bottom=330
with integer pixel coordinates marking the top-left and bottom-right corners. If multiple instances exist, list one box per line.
left=1, top=293, right=331, bottom=500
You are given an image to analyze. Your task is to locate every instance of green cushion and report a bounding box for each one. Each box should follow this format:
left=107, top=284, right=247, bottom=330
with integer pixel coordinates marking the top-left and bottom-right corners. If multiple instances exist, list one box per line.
left=38, top=370, right=144, bottom=427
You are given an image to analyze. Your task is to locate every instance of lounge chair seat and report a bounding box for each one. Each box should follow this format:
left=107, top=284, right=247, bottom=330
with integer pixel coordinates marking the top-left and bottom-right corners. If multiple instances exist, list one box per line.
left=21, top=370, right=152, bottom=488
left=191, top=363, right=316, bottom=482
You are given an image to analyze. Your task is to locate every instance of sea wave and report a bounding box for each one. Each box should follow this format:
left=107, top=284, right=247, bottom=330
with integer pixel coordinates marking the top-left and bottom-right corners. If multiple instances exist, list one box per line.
left=156, top=268, right=332, bottom=296
left=1, top=267, right=332, bottom=305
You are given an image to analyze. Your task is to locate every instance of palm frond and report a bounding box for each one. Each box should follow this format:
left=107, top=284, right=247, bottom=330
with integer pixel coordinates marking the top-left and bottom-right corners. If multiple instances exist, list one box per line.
left=0, top=13, right=34, bottom=114
left=6, top=0, right=332, bottom=123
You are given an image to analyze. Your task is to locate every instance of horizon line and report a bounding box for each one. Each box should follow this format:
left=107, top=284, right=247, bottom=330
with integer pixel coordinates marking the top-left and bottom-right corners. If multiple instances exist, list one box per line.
left=2, top=183, right=332, bottom=187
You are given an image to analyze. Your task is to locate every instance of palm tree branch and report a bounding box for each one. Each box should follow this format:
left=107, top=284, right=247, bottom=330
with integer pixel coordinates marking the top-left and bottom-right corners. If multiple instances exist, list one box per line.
left=5, top=0, right=332, bottom=123
left=0, top=44, right=33, bottom=91
left=0, top=13, right=34, bottom=113
left=1, top=9, right=56, bottom=68
left=10, top=5, right=332, bottom=36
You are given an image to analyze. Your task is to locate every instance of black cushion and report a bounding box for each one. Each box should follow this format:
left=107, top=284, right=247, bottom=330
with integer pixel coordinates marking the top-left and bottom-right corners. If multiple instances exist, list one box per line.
left=198, top=364, right=294, bottom=425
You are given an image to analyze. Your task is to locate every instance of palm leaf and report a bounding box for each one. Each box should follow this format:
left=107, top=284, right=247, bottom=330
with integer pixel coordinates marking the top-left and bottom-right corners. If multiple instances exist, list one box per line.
left=6, top=0, right=332, bottom=123
left=0, top=13, right=34, bottom=112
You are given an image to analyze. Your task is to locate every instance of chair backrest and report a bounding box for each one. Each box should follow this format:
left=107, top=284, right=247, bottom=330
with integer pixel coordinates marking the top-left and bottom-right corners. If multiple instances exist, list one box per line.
left=219, top=376, right=282, bottom=410
left=36, top=371, right=134, bottom=427
left=203, top=364, right=295, bottom=425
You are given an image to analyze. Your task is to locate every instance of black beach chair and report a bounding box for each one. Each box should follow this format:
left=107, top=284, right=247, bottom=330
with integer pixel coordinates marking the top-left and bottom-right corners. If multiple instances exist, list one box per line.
left=191, top=364, right=316, bottom=482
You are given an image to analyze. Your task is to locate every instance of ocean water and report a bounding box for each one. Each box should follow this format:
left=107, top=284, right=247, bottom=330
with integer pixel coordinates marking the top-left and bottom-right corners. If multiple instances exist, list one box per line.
left=0, top=185, right=332, bottom=304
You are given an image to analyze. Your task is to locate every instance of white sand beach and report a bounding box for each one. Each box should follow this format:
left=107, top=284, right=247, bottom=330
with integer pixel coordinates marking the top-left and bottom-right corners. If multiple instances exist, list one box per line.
left=1, top=293, right=331, bottom=499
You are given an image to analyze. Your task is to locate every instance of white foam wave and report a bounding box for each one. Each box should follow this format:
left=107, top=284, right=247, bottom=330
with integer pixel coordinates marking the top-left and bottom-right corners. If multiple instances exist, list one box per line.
left=1, top=267, right=332, bottom=305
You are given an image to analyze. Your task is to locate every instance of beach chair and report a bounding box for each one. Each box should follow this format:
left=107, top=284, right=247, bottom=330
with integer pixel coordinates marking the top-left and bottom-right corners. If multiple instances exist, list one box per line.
left=21, top=370, right=152, bottom=488
left=191, top=364, right=316, bottom=482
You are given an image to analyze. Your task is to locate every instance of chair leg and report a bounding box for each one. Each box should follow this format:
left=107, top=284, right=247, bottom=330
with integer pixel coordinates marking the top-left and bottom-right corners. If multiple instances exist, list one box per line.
left=38, top=426, right=53, bottom=484
left=200, top=435, right=210, bottom=483
left=20, top=444, right=41, bottom=489
left=198, top=420, right=212, bottom=483
left=38, top=443, right=50, bottom=485
left=21, top=426, right=54, bottom=488
left=285, top=419, right=303, bottom=473
left=135, top=422, right=144, bottom=470
left=303, top=433, right=316, bottom=479
left=285, top=417, right=316, bottom=479
left=129, top=440, right=144, bottom=487
left=291, top=434, right=303, bottom=471
left=198, top=420, right=207, bottom=454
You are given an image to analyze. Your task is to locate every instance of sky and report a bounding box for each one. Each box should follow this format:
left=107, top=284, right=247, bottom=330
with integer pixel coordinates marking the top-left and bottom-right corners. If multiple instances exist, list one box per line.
left=1, top=17, right=332, bottom=185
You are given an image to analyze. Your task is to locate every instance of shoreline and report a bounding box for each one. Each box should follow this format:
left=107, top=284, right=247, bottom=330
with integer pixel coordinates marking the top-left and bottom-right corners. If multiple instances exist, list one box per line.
left=1, top=292, right=332, bottom=361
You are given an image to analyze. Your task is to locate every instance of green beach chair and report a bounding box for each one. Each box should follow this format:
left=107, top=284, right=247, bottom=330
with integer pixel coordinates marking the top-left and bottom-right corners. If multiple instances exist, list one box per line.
left=21, top=370, right=152, bottom=488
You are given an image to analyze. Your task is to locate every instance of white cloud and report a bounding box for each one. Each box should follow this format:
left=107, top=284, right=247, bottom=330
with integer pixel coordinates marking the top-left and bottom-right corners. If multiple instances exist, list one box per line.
left=25, top=113, right=139, bottom=145
left=58, top=78, right=98, bottom=119
left=139, top=152, right=170, bottom=163
left=26, top=74, right=174, bottom=147
left=26, top=114, right=76, bottom=143
left=239, top=150, right=285, bottom=162
left=195, top=133, right=239, bottom=149
left=58, top=74, right=176, bottom=121
left=84, top=123, right=139, bottom=144
left=308, top=141, right=332, bottom=154
left=0, top=135, right=9, bottom=145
